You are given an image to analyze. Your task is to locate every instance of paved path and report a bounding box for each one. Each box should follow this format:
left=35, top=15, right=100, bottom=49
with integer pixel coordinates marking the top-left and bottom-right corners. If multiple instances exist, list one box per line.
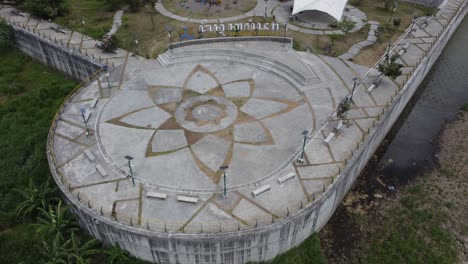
left=339, top=20, right=380, bottom=61
left=0, top=4, right=134, bottom=69
left=155, top=0, right=280, bottom=24
left=107, top=8, right=126, bottom=36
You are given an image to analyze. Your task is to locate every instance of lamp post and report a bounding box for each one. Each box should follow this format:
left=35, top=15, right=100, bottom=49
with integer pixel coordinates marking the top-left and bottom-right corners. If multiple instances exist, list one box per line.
left=351, top=77, right=358, bottom=100
left=297, top=130, right=309, bottom=163
left=284, top=23, right=288, bottom=47
left=124, top=155, right=135, bottom=187
left=220, top=165, right=229, bottom=198
left=410, top=15, right=417, bottom=32
left=264, top=0, right=268, bottom=19
left=166, top=26, right=173, bottom=52
left=105, top=72, right=111, bottom=91
left=79, top=108, right=91, bottom=137
left=385, top=38, right=392, bottom=64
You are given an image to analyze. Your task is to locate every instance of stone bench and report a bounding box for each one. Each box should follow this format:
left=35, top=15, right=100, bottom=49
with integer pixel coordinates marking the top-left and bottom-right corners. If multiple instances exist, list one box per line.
left=333, top=120, right=344, bottom=132
left=95, top=164, right=107, bottom=177
left=147, top=192, right=167, bottom=200
left=367, top=83, right=377, bottom=93
left=84, top=149, right=95, bottom=162
left=177, top=196, right=198, bottom=204
left=277, top=173, right=295, bottom=184
left=323, top=132, right=335, bottom=145
left=252, top=184, right=271, bottom=197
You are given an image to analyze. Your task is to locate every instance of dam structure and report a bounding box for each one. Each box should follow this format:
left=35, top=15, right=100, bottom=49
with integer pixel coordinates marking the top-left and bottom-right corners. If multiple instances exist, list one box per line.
left=1, top=0, right=467, bottom=263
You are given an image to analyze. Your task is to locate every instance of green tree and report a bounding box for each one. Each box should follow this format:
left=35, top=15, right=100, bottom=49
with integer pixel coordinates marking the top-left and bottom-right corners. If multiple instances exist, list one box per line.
left=337, top=19, right=356, bottom=34
left=104, top=243, right=131, bottom=264
left=35, top=201, right=78, bottom=242
left=24, top=0, right=66, bottom=19
left=100, top=0, right=121, bottom=11
left=378, top=53, right=403, bottom=79
left=0, top=21, right=13, bottom=49
left=14, top=178, right=58, bottom=219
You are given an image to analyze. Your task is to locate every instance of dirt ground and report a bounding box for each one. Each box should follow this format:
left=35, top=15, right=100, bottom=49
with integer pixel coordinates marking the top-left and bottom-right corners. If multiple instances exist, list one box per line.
left=320, top=112, right=468, bottom=263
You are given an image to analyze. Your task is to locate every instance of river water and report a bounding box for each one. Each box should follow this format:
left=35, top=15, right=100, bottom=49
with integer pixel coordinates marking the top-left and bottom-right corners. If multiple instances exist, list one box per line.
left=322, top=16, right=468, bottom=262
left=371, top=16, right=468, bottom=188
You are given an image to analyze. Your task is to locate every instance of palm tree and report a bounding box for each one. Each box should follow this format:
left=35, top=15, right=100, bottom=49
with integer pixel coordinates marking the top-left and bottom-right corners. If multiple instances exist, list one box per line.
left=14, top=178, right=58, bottom=219
left=66, top=232, right=100, bottom=264
left=38, top=233, right=70, bottom=264
left=35, top=201, right=78, bottom=241
left=104, top=243, right=131, bottom=264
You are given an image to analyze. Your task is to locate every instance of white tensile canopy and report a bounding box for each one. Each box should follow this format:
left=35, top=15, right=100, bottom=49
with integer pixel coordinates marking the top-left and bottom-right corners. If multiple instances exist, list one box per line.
left=292, top=0, right=348, bottom=22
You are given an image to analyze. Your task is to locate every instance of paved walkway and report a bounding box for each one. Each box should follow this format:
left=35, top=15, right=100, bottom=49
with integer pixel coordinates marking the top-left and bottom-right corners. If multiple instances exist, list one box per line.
left=107, top=8, right=126, bottom=36
left=0, top=4, right=133, bottom=69
left=339, top=21, right=380, bottom=61
left=155, top=0, right=280, bottom=23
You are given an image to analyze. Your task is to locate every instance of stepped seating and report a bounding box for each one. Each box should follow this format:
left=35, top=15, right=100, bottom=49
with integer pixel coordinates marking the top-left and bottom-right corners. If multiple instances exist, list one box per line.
left=157, top=48, right=321, bottom=88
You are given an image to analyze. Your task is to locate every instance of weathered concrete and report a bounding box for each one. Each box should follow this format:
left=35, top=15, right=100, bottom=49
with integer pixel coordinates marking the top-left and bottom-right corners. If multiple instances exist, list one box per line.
left=13, top=27, right=103, bottom=81
left=2, top=0, right=462, bottom=263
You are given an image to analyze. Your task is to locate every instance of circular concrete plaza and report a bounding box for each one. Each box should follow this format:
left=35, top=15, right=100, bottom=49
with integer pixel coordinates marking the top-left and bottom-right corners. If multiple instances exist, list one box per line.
left=49, top=41, right=383, bottom=257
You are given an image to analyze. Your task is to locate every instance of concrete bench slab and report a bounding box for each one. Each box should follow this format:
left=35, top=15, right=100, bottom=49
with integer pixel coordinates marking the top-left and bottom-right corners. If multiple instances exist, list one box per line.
left=277, top=173, right=295, bottom=184
left=95, top=164, right=107, bottom=177
left=84, top=149, right=95, bottom=162
left=147, top=192, right=167, bottom=200
left=177, top=196, right=198, bottom=204
left=323, top=132, right=335, bottom=145
left=252, top=184, right=271, bottom=197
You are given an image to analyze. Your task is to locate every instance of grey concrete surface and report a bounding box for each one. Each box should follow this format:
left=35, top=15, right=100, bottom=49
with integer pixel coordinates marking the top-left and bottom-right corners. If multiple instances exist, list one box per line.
left=1, top=0, right=461, bottom=262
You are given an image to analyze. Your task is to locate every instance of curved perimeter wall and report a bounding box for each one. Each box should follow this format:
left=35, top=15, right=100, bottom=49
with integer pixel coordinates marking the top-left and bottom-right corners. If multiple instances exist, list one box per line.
left=40, top=1, right=467, bottom=263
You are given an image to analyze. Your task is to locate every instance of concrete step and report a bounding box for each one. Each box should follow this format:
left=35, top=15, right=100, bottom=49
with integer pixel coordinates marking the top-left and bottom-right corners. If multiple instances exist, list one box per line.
left=166, top=49, right=321, bottom=88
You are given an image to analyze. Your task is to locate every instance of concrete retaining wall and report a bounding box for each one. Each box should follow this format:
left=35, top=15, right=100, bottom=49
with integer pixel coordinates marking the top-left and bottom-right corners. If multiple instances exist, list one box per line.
left=12, top=27, right=104, bottom=81
left=45, top=1, right=467, bottom=264
left=168, top=36, right=293, bottom=50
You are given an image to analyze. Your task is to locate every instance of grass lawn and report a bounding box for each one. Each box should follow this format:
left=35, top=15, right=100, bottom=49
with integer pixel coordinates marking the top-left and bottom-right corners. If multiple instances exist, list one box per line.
left=0, top=47, right=77, bottom=227
left=351, top=0, right=427, bottom=66
left=54, top=0, right=117, bottom=39
left=321, top=111, right=468, bottom=264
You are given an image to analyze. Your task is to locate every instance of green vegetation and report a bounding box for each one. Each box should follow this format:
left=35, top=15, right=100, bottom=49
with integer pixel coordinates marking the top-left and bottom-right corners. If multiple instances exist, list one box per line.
left=0, top=21, right=13, bottom=49
left=0, top=48, right=75, bottom=223
left=359, top=185, right=459, bottom=264
left=263, top=235, right=328, bottom=264
left=18, top=0, right=67, bottom=18
left=0, top=44, right=149, bottom=263
left=378, top=53, right=403, bottom=79
left=53, top=0, right=116, bottom=39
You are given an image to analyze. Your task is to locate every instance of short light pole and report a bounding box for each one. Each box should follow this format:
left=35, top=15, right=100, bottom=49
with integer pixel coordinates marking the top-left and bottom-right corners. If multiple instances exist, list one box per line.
left=264, top=0, right=268, bottom=18
left=351, top=77, right=358, bottom=99
left=80, top=108, right=91, bottom=137
left=284, top=23, right=288, bottom=47
left=410, top=15, right=417, bottom=32
left=124, top=155, right=135, bottom=187
left=166, top=26, right=173, bottom=52
left=297, top=130, right=308, bottom=163
left=220, top=165, right=229, bottom=198
left=105, top=72, right=111, bottom=91
left=385, top=38, right=392, bottom=64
